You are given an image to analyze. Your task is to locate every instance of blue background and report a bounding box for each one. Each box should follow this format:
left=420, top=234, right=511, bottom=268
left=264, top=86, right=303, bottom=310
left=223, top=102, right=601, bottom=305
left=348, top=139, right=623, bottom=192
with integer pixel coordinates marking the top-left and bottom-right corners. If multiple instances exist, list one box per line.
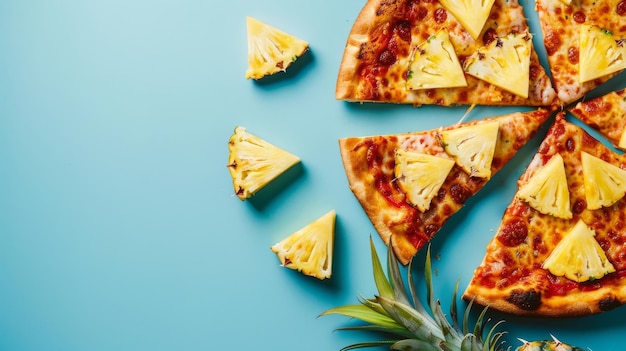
left=1, top=1, right=625, bottom=350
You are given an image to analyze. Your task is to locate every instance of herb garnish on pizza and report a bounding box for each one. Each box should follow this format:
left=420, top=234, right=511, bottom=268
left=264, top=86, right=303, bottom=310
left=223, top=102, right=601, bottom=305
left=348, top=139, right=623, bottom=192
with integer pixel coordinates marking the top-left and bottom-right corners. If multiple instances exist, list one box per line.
left=335, top=0, right=557, bottom=106
left=464, top=113, right=626, bottom=317
left=339, top=108, right=553, bottom=264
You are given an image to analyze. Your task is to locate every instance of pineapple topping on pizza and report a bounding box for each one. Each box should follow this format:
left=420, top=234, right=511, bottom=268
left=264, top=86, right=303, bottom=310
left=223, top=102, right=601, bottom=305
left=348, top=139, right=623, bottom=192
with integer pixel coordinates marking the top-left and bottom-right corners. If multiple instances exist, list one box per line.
left=463, top=32, right=532, bottom=99
left=464, top=113, right=626, bottom=317
left=407, top=29, right=468, bottom=90
left=516, top=154, right=572, bottom=219
left=336, top=0, right=556, bottom=106
left=339, top=108, right=552, bottom=264
left=535, top=0, right=626, bottom=104
left=579, top=25, right=626, bottom=84
left=437, top=0, right=495, bottom=40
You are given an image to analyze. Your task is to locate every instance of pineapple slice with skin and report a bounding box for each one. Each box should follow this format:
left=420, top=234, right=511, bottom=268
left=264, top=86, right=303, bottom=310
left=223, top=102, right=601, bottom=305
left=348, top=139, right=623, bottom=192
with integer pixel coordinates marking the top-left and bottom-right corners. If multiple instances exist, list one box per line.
left=437, top=0, right=495, bottom=40
left=542, top=219, right=615, bottom=282
left=440, top=120, right=499, bottom=179
left=245, top=16, right=309, bottom=80
left=321, top=237, right=586, bottom=351
left=581, top=151, right=626, bottom=210
left=516, top=154, right=573, bottom=219
left=407, top=29, right=468, bottom=90
left=516, top=336, right=585, bottom=351
left=463, top=32, right=532, bottom=98
left=227, top=126, right=300, bottom=200
left=270, top=210, right=335, bottom=280
left=394, top=149, right=456, bottom=212
left=579, top=24, right=626, bottom=83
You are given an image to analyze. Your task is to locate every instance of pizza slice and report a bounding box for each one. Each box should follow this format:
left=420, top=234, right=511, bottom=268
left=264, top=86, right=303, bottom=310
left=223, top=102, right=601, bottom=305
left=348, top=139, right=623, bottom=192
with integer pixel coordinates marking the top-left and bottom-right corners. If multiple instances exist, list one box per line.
left=569, top=88, right=626, bottom=151
left=463, top=112, right=626, bottom=317
left=535, top=0, right=626, bottom=105
left=335, top=0, right=557, bottom=106
left=339, top=108, right=553, bottom=264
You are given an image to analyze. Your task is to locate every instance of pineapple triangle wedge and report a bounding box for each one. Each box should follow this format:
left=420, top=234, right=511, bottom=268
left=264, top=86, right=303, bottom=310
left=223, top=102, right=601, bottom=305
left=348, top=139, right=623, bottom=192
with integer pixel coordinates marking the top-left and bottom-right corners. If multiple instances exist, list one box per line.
left=440, top=120, right=499, bottom=179
left=542, top=219, right=615, bottom=282
left=227, top=126, right=300, bottom=200
left=579, top=24, right=626, bottom=83
left=517, top=154, right=573, bottom=219
left=245, top=16, right=309, bottom=80
left=464, top=32, right=532, bottom=98
left=438, top=0, right=495, bottom=40
left=394, top=149, right=455, bottom=212
left=581, top=151, right=626, bottom=210
left=407, top=29, right=467, bottom=90
left=271, top=210, right=335, bottom=280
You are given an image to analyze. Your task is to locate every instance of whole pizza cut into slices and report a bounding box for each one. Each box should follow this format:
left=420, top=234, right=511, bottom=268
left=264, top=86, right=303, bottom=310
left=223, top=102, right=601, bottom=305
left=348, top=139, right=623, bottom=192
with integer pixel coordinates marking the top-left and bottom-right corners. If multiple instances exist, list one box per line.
left=339, top=108, right=553, bottom=264
left=463, top=113, right=626, bottom=317
left=535, top=0, right=626, bottom=105
left=569, top=88, right=626, bottom=151
left=335, top=0, right=557, bottom=106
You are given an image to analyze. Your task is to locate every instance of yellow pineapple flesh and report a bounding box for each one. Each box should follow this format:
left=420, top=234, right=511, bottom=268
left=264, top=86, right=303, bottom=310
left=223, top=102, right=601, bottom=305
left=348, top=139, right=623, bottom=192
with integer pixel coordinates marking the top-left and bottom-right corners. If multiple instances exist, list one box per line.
left=394, top=149, right=455, bottom=212
left=579, top=24, right=626, bottom=83
left=227, top=126, right=300, bottom=200
left=270, top=210, right=335, bottom=280
left=542, top=219, right=615, bottom=282
left=407, top=29, right=467, bottom=90
left=245, top=16, right=309, bottom=80
left=437, top=0, right=495, bottom=40
left=581, top=151, right=626, bottom=210
left=463, top=32, right=532, bottom=98
left=516, top=154, right=572, bottom=219
left=439, top=120, right=499, bottom=179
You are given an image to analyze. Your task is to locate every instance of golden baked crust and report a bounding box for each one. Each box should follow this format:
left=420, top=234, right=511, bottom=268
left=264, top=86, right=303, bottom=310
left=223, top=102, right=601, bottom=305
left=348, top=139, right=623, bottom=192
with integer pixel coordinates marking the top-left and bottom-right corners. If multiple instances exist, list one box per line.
left=336, top=0, right=557, bottom=106
left=339, top=108, right=552, bottom=264
left=464, top=113, right=626, bottom=317
left=569, top=88, right=626, bottom=150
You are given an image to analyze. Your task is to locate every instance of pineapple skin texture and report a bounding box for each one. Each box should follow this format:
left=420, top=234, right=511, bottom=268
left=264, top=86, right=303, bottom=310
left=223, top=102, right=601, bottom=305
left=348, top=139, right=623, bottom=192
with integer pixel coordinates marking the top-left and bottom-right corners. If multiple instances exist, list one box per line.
left=516, top=340, right=585, bottom=351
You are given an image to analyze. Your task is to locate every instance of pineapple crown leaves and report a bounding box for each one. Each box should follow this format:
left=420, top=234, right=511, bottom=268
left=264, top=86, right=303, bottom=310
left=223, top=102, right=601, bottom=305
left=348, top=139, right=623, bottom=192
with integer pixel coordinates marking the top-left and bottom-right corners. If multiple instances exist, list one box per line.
left=320, top=236, right=507, bottom=351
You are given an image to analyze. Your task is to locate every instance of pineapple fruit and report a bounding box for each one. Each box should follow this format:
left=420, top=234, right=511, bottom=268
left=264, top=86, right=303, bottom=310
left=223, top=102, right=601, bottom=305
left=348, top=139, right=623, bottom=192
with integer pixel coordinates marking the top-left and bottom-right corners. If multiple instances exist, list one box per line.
left=542, top=219, right=615, bottom=282
left=394, top=149, right=455, bottom=212
left=516, top=154, right=573, bottom=219
left=407, top=29, right=467, bottom=90
left=437, top=0, right=495, bottom=40
left=440, top=120, right=499, bottom=179
left=227, top=126, right=300, bottom=200
left=579, top=24, right=626, bottom=83
left=321, top=237, right=585, bottom=351
left=271, top=210, right=335, bottom=280
left=581, top=151, right=626, bottom=210
left=245, top=16, right=309, bottom=80
left=464, top=32, right=532, bottom=98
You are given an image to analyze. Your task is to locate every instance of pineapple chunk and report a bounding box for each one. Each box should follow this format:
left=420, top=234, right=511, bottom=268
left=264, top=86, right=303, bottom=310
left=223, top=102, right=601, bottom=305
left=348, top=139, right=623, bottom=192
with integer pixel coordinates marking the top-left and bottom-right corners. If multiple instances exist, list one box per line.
left=463, top=32, right=532, bottom=98
left=440, top=120, right=499, bottom=179
left=407, top=29, right=467, bottom=90
left=271, top=210, right=335, bottom=280
left=394, top=149, right=455, bottom=212
left=542, top=219, right=615, bottom=282
left=245, top=16, right=309, bottom=80
left=227, top=126, right=300, bottom=200
left=437, top=0, right=495, bottom=40
left=517, top=154, right=573, bottom=219
left=579, top=25, right=626, bottom=83
left=581, top=151, right=626, bottom=210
